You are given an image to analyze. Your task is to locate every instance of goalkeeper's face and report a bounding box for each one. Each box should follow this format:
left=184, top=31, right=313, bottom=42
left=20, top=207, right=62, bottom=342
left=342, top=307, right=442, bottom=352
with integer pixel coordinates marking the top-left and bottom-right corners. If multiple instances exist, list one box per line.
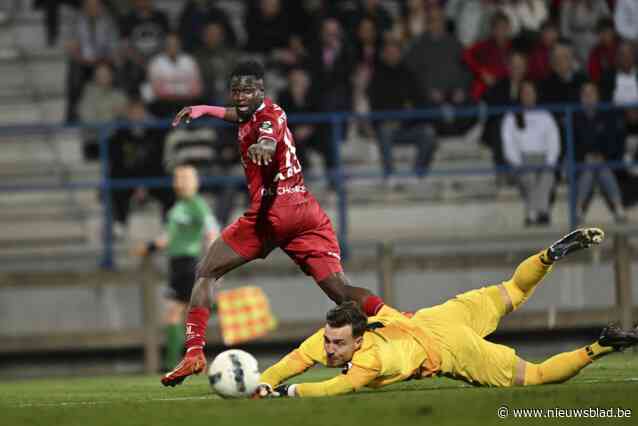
left=323, top=325, right=363, bottom=367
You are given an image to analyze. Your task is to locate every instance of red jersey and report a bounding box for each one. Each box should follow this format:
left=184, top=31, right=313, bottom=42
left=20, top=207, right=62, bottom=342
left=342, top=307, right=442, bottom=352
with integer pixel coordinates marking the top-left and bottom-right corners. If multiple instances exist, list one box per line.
left=238, top=97, right=309, bottom=209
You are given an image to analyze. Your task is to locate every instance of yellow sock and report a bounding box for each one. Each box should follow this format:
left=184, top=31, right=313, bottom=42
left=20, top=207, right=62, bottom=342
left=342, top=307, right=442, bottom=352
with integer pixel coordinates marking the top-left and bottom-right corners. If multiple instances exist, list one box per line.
left=503, top=252, right=552, bottom=311
left=524, top=348, right=592, bottom=385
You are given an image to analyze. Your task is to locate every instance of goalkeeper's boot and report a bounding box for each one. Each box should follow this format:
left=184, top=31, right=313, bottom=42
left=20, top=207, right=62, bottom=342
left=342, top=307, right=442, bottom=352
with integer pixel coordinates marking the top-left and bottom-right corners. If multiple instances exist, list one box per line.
left=546, top=228, right=604, bottom=262
left=161, top=347, right=207, bottom=387
left=598, top=323, right=638, bottom=351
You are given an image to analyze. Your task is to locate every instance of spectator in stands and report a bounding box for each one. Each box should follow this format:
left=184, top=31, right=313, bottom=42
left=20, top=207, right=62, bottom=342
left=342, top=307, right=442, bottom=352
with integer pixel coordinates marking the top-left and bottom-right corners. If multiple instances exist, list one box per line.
left=118, top=0, right=170, bottom=96
left=483, top=51, right=530, bottom=175
left=244, top=0, right=292, bottom=54
left=600, top=41, right=638, bottom=134
left=446, top=0, right=497, bottom=47
left=289, top=0, right=335, bottom=49
left=145, top=33, right=204, bottom=119
left=178, top=0, right=238, bottom=53
left=351, top=16, right=381, bottom=139
left=527, top=20, right=560, bottom=81
left=574, top=82, right=627, bottom=224
left=309, top=17, right=356, bottom=113
left=498, top=0, right=549, bottom=38
left=78, top=62, right=127, bottom=160
left=406, top=5, right=474, bottom=135
left=354, top=16, right=381, bottom=69
left=614, top=0, right=638, bottom=42
left=109, top=98, right=172, bottom=233
left=194, top=22, right=238, bottom=104
left=308, top=17, right=356, bottom=188
left=560, top=0, right=610, bottom=65
left=277, top=68, right=322, bottom=175
left=588, top=17, right=618, bottom=82
left=369, top=39, right=437, bottom=186
left=341, top=0, right=394, bottom=38
left=540, top=42, right=587, bottom=105
left=399, top=0, right=429, bottom=45
left=405, top=5, right=471, bottom=106
left=34, top=0, right=80, bottom=47
left=65, top=0, right=120, bottom=123
left=501, top=81, right=561, bottom=226
left=463, top=12, right=513, bottom=100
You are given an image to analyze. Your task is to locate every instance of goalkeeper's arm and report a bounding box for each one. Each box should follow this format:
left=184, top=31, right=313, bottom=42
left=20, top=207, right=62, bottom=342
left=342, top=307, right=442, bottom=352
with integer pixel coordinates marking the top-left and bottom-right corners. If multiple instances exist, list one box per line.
left=291, top=364, right=378, bottom=397
left=260, top=348, right=316, bottom=388
left=268, top=363, right=379, bottom=398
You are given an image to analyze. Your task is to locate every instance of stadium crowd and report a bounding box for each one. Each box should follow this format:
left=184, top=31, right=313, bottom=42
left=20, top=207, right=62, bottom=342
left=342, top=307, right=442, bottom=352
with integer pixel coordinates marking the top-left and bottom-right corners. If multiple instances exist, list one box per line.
left=54, top=0, right=638, bottom=227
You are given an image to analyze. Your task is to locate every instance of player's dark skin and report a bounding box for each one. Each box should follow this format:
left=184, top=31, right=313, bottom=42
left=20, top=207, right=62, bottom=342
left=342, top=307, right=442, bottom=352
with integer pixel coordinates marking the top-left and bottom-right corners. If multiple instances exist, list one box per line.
left=172, top=75, right=373, bottom=310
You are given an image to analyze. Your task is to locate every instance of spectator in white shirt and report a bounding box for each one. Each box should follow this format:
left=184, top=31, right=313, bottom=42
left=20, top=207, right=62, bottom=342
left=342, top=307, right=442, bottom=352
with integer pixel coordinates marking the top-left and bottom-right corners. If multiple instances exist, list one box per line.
left=65, top=0, right=119, bottom=123
left=614, top=0, right=638, bottom=42
left=145, top=33, right=204, bottom=119
left=499, top=0, right=548, bottom=37
left=600, top=41, right=638, bottom=134
left=501, top=80, right=561, bottom=226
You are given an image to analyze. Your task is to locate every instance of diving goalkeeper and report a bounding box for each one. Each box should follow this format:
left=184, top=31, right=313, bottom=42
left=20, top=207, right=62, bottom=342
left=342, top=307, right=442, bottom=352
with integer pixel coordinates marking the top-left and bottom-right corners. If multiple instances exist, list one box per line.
left=255, top=228, right=638, bottom=398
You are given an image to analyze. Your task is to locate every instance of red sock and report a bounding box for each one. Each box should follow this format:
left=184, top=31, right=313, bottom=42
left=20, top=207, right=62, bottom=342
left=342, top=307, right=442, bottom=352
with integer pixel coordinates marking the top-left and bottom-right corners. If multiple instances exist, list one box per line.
left=362, top=295, right=384, bottom=316
left=185, top=307, right=210, bottom=350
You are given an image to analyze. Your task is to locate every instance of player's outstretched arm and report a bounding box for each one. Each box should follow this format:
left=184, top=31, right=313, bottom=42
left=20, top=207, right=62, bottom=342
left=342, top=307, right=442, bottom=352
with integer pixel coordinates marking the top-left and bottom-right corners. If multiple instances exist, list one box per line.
left=172, top=105, right=239, bottom=127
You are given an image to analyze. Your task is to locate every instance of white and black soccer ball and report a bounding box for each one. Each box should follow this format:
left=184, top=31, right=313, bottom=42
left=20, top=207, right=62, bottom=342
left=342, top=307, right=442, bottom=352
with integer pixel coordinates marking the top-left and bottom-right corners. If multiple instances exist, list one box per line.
left=208, top=349, right=261, bottom=398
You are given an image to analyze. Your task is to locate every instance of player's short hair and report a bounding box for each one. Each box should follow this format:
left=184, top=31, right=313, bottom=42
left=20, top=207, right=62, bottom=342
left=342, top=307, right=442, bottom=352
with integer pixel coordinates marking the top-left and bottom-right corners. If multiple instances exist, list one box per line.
left=326, top=301, right=368, bottom=338
left=230, top=60, right=265, bottom=81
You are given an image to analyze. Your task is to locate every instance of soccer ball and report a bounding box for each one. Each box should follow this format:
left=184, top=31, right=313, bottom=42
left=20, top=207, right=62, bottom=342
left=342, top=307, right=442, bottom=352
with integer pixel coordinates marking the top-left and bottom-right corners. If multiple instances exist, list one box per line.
left=208, top=349, right=261, bottom=398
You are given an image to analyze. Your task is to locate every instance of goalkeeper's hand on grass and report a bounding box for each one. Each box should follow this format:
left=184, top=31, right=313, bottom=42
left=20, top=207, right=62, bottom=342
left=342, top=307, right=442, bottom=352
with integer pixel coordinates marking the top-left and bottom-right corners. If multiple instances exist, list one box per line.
left=252, top=384, right=297, bottom=399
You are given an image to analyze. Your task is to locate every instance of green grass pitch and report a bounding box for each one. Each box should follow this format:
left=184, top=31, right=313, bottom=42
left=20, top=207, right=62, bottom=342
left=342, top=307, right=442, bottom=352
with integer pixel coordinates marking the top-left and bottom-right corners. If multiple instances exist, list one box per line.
left=2, top=353, right=638, bottom=426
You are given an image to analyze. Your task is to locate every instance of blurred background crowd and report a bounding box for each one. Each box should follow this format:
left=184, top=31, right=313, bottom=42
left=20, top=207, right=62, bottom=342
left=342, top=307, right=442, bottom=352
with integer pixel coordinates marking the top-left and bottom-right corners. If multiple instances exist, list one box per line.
left=21, top=0, right=638, bottom=227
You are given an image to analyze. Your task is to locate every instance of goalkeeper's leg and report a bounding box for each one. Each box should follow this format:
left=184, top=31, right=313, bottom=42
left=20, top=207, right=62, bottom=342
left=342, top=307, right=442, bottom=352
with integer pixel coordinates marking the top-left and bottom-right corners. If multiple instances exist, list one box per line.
left=499, top=228, right=604, bottom=314
left=518, top=322, right=638, bottom=385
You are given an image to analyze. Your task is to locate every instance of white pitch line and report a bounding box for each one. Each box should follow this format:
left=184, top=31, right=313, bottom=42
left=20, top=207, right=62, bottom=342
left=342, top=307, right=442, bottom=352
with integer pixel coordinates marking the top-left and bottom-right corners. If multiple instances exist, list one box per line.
left=13, top=395, right=216, bottom=408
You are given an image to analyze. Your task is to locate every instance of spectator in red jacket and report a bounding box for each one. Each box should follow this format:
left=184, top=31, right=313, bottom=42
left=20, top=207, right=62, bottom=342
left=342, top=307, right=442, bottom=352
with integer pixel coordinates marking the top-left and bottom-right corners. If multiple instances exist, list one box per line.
left=463, top=12, right=513, bottom=100
left=588, top=17, right=618, bottom=82
left=527, top=20, right=560, bottom=81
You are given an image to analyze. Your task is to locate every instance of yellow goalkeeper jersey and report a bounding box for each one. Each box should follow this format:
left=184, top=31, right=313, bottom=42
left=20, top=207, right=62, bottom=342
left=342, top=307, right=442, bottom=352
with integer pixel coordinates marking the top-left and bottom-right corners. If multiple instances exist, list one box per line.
left=260, top=305, right=441, bottom=397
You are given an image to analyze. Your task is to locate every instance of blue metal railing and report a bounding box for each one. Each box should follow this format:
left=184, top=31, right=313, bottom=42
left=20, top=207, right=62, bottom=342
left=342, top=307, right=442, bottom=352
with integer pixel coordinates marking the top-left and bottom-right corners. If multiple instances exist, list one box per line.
left=1, top=101, right=637, bottom=268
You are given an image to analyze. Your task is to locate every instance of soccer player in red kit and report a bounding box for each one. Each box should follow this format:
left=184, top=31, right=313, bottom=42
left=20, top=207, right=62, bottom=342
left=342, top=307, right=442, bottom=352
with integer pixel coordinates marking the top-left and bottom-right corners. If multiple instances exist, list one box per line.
left=161, top=61, right=382, bottom=387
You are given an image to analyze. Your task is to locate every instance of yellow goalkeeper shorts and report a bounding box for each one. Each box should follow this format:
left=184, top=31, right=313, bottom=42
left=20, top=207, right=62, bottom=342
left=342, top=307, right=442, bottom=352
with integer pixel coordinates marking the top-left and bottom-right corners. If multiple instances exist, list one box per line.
left=412, top=285, right=517, bottom=387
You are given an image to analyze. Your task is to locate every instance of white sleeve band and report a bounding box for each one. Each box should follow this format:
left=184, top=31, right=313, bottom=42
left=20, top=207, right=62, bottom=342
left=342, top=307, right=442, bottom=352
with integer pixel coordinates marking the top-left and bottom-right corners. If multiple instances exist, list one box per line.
left=288, top=384, right=298, bottom=397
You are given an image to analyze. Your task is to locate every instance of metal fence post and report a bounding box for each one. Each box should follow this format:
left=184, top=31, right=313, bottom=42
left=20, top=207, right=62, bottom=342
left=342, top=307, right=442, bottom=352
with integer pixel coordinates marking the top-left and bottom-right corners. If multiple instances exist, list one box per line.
left=98, top=124, right=114, bottom=269
left=376, top=241, right=395, bottom=306
left=564, top=107, right=578, bottom=229
left=331, top=114, right=349, bottom=260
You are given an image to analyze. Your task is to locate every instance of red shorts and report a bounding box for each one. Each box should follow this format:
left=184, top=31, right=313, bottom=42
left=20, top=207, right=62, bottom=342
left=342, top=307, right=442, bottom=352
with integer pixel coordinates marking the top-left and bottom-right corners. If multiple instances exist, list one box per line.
left=221, top=198, right=343, bottom=283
